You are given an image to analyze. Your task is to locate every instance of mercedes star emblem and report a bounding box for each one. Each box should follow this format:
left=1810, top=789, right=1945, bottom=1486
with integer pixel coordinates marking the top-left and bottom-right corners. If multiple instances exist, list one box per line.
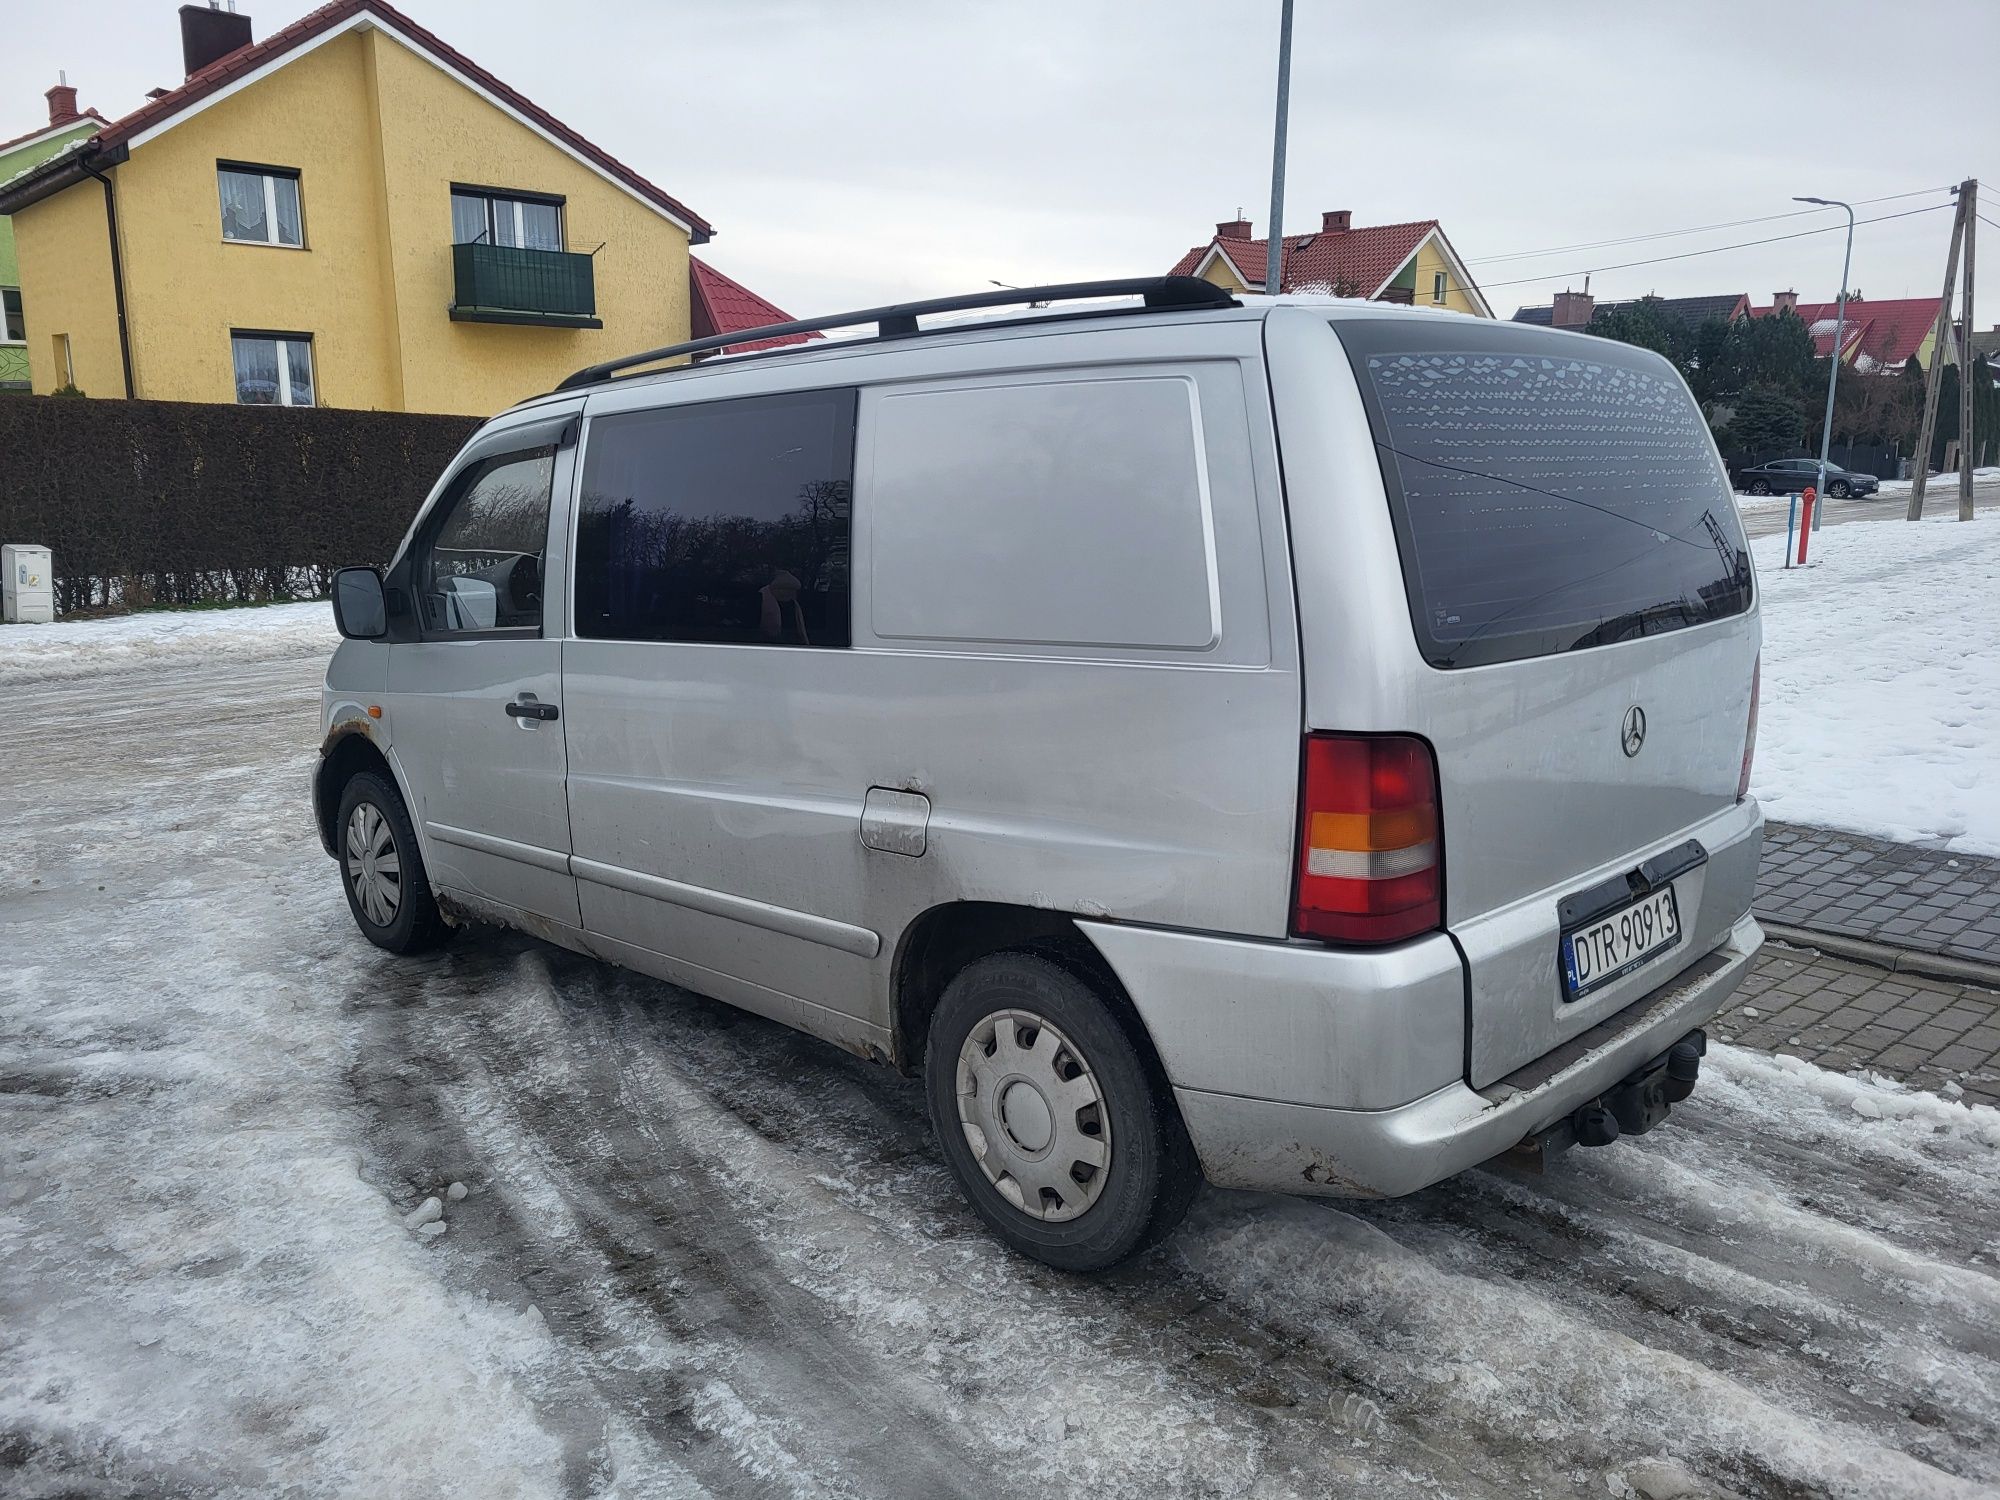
left=1621, top=705, right=1648, bottom=757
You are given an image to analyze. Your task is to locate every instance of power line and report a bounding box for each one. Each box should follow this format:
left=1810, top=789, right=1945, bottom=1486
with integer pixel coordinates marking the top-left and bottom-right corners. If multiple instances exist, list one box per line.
left=1469, top=186, right=1954, bottom=266
left=1472, top=202, right=1954, bottom=296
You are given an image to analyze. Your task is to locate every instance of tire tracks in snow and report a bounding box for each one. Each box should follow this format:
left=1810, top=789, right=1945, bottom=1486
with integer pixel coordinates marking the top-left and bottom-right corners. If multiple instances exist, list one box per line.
left=333, top=915, right=2000, bottom=1498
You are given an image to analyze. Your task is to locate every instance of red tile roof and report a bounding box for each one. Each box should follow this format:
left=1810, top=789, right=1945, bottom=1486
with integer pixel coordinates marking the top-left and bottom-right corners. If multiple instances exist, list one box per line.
left=1168, top=219, right=1441, bottom=298
left=689, top=259, right=820, bottom=353
left=1749, top=296, right=1943, bottom=369
left=0, top=110, right=109, bottom=158
left=48, top=0, right=710, bottom=240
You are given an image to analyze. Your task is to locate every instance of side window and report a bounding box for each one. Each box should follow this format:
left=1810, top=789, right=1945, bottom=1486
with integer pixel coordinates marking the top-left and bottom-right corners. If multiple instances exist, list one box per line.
left=866, top=375, right=1219, bottom=651
left=418, top=448, right=555, bottom=635
left=574, top=388, right=855, bottom=647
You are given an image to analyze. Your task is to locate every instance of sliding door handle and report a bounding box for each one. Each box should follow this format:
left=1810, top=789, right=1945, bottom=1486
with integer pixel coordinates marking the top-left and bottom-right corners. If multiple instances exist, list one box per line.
left=504, top=698, right=559, bottom=722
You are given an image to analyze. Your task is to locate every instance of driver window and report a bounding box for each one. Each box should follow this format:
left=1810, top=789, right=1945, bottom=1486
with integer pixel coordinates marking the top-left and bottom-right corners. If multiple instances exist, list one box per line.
left=419, top=448, right=555, bottom=634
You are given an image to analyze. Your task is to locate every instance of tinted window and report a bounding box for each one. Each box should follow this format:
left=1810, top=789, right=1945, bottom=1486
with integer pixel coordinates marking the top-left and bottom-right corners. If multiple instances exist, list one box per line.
left=418, top=449, right=554, bottom=634
left=575, top=389, right=855, bottom=646
left=1338, top=320, right=1752, bottom=669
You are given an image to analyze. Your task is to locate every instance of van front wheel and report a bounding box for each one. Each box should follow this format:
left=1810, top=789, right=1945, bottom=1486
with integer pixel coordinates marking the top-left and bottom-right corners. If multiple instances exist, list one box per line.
left=925, top=951, right=1197, bottom=1271
left=336, top=771, right=447, bottom=955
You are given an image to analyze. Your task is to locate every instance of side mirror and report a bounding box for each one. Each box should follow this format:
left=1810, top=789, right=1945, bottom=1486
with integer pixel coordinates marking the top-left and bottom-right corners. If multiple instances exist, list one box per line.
left=332, top=566, right=388, bottom=640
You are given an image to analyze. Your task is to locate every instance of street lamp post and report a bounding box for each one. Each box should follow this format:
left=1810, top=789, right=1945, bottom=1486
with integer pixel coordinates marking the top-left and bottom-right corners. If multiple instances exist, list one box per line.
left=1265, top=0, right=1295, bottom=294
left=1795, top=195, right=1855, bottom=532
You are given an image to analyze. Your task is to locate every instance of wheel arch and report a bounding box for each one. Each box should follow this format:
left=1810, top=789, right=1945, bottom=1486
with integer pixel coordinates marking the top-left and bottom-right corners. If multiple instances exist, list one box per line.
left=889, top=901, right=1170, bottom=1082
left=313, top=724, right=413, bottom=857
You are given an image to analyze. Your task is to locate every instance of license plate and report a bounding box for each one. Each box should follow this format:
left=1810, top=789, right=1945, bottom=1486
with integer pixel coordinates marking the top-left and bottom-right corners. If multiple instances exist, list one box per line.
left=1561, top=885, right=1682, bottom=1001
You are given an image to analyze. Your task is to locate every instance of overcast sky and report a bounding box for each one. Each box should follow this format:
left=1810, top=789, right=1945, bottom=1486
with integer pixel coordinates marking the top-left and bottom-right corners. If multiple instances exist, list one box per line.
left=7, top=0, right=1994, bottom=320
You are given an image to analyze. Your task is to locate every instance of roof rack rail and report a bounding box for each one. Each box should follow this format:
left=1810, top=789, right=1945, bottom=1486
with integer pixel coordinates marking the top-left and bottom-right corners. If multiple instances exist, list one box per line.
left=553, top=275, right=1237, bottom=392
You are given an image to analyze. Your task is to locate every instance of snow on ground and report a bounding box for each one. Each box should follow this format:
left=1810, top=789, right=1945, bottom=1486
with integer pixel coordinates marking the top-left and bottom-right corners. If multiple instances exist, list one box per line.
left=0, top=600, right=336, bottom=686
left=5, top=652, right=2000, bottom=1499
left=1750, top=512, right=2000, bottom=853
left=1878, top=467, right=2000, bottom=496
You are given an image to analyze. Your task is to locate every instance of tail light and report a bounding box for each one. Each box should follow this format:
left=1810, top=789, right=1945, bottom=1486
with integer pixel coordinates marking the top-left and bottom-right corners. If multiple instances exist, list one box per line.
left=1292, top=733, right=1442, bottom=945
left=1737, top=654, right=1760, bottom=802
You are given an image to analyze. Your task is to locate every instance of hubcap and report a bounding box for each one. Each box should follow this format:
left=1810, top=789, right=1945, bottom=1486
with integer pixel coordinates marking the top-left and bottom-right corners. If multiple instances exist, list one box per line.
left=344, top=802, right=403, bottom=927
left=955, top=1009, right=1111, bottom=1222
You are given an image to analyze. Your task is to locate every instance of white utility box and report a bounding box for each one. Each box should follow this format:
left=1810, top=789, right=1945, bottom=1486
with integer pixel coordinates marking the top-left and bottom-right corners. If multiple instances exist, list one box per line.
left=3, top=544, right=55, bottom=624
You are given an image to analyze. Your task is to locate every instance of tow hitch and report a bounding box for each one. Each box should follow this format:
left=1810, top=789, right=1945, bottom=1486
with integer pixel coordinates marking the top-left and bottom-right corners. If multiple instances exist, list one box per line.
left=1498, top=1030, right=1707, bottom=1170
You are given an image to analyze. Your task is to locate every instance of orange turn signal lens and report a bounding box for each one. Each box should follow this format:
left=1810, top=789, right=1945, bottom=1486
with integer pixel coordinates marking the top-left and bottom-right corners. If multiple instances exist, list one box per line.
left=1307, top=806, right=1436, bottom=853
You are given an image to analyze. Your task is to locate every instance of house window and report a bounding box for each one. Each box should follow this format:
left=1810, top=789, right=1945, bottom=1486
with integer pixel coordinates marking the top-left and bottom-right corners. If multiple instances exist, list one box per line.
left=53, top=333, right=74, bottom=386
left=218, top=163, right=304, bottom=246
left=450, top=186, right=563, bottom=251
left=1432, top=271, right=1448, bottom=304
left=2, top=288, right=24, bottom=343
left=231, top=331, right=316, bottom=406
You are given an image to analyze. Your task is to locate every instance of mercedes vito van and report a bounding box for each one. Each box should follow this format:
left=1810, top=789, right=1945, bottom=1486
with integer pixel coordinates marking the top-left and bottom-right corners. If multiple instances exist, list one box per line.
left=316, top=277, right=1763, bottom=1270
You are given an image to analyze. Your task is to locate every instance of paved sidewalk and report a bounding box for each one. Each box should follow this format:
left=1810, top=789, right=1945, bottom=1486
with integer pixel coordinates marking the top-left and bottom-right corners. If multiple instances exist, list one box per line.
left=1725, top=944, right=2000, bottom=1107
left=1756, top=822, right=2000, bottom=970
left=1733, top=822, right=2000, bottom=1104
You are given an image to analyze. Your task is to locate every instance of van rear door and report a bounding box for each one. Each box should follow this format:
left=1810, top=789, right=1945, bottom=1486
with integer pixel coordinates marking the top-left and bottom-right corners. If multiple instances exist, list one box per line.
left=1274, top=312, right=1761, bottom=1088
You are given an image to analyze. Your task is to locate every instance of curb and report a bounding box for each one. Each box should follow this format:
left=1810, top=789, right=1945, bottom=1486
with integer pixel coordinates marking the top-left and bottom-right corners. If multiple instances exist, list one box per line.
left=1757, top=919, right=2000, bottom=990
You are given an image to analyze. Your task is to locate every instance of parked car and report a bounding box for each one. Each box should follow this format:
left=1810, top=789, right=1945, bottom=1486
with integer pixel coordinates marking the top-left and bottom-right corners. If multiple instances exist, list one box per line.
left=1733, top=458, right=1879, bottom=498
left=316, top=278, right=1764, bottom=1271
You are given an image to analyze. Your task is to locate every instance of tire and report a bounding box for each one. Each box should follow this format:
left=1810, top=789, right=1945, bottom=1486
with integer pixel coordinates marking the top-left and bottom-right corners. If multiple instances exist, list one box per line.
left=925, top=950, right=1198, bottom=1271
left=1828, top=479, right=1851, bottom=499
left=336, top=770, right=447, bottom=954
left=1749, top=479, right=1771, bottom=496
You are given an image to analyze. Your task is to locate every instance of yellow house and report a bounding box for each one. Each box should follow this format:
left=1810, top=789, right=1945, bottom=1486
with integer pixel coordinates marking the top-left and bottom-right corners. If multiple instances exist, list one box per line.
left=1168, top=210, right=1492, bottom=317
left=0, top=0, right=714, bottom=415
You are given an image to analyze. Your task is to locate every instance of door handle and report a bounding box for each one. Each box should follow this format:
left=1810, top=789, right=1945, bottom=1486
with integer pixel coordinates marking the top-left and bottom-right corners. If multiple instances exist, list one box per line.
left=504, top=698, right=559, bottom=722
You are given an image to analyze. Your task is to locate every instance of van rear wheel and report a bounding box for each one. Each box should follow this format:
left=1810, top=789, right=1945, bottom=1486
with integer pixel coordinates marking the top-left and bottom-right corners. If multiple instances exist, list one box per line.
left=924, top=951, right=1197, bottom=1271
left=336, top=771, right=447, bottom=955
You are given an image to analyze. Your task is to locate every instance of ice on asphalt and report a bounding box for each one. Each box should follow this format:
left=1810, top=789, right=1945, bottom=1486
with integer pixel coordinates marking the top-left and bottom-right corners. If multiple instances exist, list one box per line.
left=1750, top=512, right=2000, bottom=853
left=0, top=599, right=336, bottom=686
left=4, top=644, right=1998, bottom=1497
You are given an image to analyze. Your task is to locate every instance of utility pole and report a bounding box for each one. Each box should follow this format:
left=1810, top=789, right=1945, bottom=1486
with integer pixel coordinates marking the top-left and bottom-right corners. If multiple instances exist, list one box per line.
left=1958, top=180, right=1977, bottom=520
left=1264, top=0, right=1295, bottom=295
left=1795, top=195, right=1854, bottom=532
left=1910, top=182, right=1971, bottom=521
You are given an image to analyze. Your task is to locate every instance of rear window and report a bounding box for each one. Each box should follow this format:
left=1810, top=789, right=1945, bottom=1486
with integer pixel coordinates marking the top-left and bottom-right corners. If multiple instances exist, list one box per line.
left=1336, top=320, right=1752, bottom=669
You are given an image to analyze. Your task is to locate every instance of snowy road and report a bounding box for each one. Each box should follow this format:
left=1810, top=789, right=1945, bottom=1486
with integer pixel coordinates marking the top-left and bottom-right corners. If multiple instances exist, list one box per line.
left=1735, top=477, right=2000, bottom=539
left=4, top=654, right=1999, bottom=1500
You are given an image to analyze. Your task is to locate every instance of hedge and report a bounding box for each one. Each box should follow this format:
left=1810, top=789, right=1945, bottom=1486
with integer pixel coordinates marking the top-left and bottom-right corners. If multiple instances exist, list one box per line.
left=0, top=397, right=480, bottom=613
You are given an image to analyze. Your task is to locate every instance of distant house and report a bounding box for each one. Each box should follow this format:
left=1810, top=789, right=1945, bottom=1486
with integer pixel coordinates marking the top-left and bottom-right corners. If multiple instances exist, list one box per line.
left=1747, top=291, right=1949, bottom=372
left=1512, top=291, right=1748, bottom=331
left=0, top=81, right=106, bottom=391
left=1512, top=287, right=1958, bottom=374
left=1167, top=210, right=1492, bottom=317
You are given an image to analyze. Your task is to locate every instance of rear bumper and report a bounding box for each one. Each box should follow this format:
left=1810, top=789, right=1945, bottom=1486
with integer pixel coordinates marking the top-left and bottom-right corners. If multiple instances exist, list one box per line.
left=1170, top=911, right=1762, bottom=1198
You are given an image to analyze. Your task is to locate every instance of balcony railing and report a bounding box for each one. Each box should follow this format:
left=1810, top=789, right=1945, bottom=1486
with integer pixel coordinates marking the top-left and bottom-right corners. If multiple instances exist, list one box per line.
left=450, top=241, right=601, bottom=328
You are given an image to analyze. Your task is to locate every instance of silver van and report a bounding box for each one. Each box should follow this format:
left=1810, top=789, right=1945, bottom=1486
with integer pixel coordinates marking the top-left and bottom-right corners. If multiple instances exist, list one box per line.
left=316, top=277, right=1763, bottom=1270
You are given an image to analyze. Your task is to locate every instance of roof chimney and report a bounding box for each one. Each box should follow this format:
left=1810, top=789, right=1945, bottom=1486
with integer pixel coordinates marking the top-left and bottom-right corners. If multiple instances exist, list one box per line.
left=1321, top=209, right=1351, bottom=233
left=45, top=74, right=80, bottom=126
left=180, top=3, right=254, bottom=79
left=1772, top=289, right=1799, bottom=315
left=1216, top=217, right=1252, bottom=241
left=1552, top=289, right=1595, bottom=329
